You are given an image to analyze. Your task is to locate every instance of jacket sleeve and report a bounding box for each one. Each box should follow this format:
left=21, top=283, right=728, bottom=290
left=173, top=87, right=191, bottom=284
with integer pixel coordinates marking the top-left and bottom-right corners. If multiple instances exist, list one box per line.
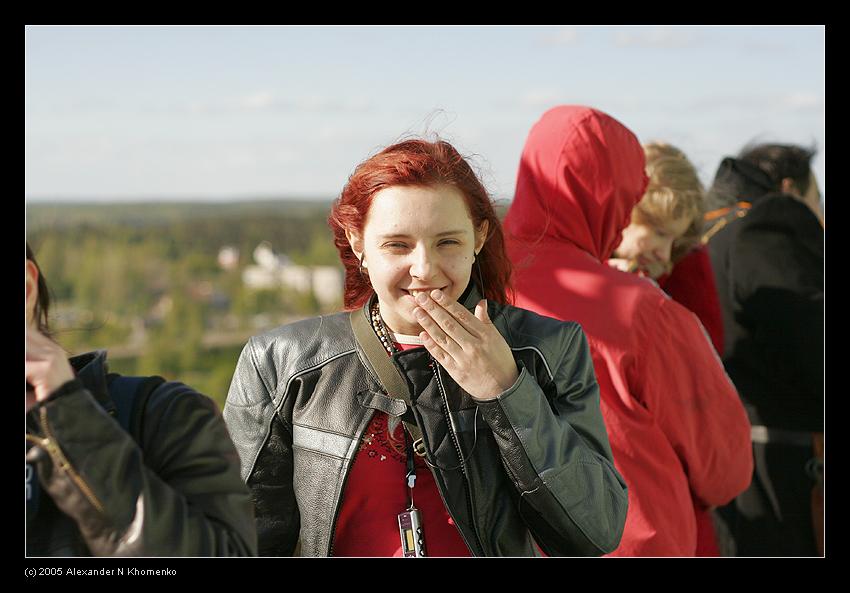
left=635, top=297, right=753, bottom=508
left=223, top=338, right=300, bottom=556
left=476, top=324, right=629, bottom=556
left=25, top=378, right=258, bottom=556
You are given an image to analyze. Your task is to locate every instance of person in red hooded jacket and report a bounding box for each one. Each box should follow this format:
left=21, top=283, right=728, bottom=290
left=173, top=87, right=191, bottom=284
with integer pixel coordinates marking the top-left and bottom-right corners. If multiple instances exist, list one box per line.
left=503, top=105, right=753, bottom=556
left=608, top=141, right=728, bottom=555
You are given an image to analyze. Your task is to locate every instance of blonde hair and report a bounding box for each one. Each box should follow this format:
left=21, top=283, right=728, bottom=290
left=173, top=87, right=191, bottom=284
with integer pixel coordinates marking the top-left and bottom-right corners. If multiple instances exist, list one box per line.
left=632, top=142, right=705, bottom=263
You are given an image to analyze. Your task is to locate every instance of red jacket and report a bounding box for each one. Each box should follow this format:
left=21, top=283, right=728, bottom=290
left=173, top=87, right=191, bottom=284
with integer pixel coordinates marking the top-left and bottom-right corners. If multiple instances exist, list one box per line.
left=503, top=106, right=752, bottom=556
left=658, top=247, right=725, bottom=357
left=659, top=246, right=727, bottom=556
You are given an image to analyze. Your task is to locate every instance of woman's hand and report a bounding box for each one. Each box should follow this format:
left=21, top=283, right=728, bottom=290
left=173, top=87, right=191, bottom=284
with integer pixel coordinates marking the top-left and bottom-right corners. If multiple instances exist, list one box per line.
left=26, top=327, right=74, bottom=413
left=607, top=258, right=637, bottom=273
left=607, top=258, right=669, bottom=279
left=412, top=289, right=518, bottom=401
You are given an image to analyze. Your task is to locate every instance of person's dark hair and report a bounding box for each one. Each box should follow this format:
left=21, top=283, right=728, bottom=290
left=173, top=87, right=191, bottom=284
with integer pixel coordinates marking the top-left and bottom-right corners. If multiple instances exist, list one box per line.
left=26, top=242, right=51, bottom=335
left=738, top=143, right=816, bottom=195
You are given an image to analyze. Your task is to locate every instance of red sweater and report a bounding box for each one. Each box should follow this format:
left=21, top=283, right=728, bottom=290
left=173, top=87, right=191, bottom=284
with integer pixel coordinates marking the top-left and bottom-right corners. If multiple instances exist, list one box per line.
left=331, top=343, right=471, bottom=557
left=658, top=247, right=725, bottom=357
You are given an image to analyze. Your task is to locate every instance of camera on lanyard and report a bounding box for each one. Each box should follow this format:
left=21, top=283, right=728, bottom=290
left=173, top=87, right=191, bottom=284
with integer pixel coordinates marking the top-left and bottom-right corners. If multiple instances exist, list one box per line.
left=398, top=439, right=427, bottom=557
left=398, top=507, right=426, bottom=557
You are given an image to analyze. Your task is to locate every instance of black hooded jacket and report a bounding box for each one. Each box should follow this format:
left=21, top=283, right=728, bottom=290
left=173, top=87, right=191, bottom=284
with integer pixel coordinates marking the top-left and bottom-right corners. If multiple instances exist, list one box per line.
left=706, top=159, right=823, bottom=431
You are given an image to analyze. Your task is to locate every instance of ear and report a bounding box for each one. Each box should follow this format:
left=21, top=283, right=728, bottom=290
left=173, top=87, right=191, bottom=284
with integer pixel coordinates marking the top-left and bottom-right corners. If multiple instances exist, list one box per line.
left=780, top=177, right=799, bottom=198
left=474, top=220, right=490, bottom=256
left=345, top=229, right=364, bottom=262
left=25, top=259, right=39, bottom=326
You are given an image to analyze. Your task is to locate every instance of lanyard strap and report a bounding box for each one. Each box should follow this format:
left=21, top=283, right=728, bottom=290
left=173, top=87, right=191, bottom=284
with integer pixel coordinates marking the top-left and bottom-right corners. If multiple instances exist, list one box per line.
left=404, top=427, right=417, bottom=509
left=350, top=301, right=426, bottom=453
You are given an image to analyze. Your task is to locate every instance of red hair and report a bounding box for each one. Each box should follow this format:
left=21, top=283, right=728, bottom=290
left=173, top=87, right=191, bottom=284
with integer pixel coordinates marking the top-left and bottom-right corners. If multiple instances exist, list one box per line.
left=329, top=139, right=513, bottom=310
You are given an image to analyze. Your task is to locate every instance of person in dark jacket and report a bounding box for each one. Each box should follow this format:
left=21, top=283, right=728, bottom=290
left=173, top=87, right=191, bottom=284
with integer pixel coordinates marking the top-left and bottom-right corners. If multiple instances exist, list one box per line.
left=706, top=143, right=824, bottom=556
left=223, top=138, right=628, bottom=557
left=25, top=243, right=257, bottom=556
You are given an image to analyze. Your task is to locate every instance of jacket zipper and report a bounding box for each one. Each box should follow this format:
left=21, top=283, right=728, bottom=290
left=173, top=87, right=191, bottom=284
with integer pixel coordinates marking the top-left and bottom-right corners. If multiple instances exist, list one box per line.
left=429, top=356, right=486, bottom=556
left=26, top=407, right=106, bottom=515
left=326, top=410, right=375, bottom=557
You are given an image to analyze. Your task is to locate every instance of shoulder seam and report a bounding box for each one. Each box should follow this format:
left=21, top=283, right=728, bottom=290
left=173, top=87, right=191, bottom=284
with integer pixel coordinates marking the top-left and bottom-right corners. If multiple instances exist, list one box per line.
left=510, top=346, right=554, bottom=382
left=276, top=348, right=359, bottom=414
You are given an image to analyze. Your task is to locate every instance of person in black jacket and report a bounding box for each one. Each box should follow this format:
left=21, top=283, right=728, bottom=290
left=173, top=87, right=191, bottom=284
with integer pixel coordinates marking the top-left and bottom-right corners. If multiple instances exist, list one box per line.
left=705, top=143, right=824, bottom=556
left=26, top=243, right=258, bottom=556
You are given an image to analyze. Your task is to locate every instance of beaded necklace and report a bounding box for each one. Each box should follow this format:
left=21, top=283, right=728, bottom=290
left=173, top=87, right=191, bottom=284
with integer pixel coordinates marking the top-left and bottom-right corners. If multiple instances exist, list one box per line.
left=370, top=301, right=398, bottom=356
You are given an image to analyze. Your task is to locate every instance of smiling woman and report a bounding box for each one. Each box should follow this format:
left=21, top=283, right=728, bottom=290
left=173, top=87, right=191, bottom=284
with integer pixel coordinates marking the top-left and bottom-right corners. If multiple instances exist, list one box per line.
left=329, top=139, right=512, bottom=311
left=223, top=137, right=629, bottom=557
left=344, top=184, right=487, bottom=336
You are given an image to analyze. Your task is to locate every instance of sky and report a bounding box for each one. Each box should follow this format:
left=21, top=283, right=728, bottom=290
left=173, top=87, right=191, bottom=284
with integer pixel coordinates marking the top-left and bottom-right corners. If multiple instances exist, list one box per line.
left=25, top=25, right=825, bottom=204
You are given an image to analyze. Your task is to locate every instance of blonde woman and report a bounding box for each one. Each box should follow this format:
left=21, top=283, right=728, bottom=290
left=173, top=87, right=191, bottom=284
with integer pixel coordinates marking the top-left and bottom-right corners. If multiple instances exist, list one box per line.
left=610, top=142, right=724, bottom=355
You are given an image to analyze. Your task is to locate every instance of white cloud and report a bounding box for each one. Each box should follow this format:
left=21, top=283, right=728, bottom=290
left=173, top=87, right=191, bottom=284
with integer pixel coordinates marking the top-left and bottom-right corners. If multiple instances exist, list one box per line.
left=241, top=91, right=276, bottom=110
left=782, top=92, right=823, bottom=113
left=688, top=94, right=766, bottom=112
left=228, top=92, right=375, bottom=114
left=541, top=27, right=579, bottom=47
left=273, top=149, right=299, bottom=163
left=614, top=27, right=698, bottom=49
left=738, top=40, right=791, bottom=53
left=520, top=89, right=565, bottom=109
left=687, top=91, right=824, bottom=116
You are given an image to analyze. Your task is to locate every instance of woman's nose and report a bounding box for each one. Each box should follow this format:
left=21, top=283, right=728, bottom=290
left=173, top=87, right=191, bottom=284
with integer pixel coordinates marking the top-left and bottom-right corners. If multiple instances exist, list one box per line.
left=409, top=246, right=435, bottom=279
left=655, top=240, right=674, bottom=262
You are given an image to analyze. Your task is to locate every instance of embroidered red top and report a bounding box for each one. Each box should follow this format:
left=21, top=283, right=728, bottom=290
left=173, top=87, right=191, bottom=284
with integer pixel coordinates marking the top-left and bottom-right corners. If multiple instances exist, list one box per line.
left=331, top=343, right=472, bottom=557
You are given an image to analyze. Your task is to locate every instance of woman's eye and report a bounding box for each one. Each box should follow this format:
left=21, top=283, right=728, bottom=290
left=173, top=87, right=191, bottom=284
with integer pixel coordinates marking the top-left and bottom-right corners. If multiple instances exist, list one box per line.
left=382, top=242, right=408, bottom=250
left=439, top=239, right=461, bottom=246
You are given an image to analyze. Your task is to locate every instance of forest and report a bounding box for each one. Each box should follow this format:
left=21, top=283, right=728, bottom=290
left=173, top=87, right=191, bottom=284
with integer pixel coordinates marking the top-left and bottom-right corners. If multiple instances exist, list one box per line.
left=26, top=199, right=343, bottom=409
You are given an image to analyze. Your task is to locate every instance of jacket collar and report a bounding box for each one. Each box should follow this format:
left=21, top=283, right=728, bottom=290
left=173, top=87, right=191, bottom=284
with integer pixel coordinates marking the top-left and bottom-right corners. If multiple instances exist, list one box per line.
left=459, top=281, right=483, bottom=310
left=68, top=349, right=112, bottom=408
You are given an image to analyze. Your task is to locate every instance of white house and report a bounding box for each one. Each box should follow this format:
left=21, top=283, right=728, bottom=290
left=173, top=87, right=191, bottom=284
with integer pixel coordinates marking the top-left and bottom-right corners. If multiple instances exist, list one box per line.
left=243, top=242, right=343, bottom=307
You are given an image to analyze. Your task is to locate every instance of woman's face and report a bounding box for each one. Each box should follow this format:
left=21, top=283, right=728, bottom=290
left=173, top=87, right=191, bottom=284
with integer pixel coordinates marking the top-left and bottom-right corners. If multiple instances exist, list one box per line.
left=348, top=184, right=488, bottom=335
left=614, top=215, right=691, bottom=278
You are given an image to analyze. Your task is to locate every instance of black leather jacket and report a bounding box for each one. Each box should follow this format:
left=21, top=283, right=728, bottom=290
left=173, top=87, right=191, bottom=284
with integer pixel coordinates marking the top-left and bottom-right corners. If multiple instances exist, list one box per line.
left=25, top=350, right=258, bottom=556
left=224, top=286, right=628, bottom=556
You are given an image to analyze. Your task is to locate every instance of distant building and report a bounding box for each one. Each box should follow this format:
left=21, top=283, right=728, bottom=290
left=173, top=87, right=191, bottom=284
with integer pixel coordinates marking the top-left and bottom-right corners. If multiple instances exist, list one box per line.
left=311, top=267, right=344, bottom=307
left=218, top=246, right=240, bottom=271
left=243, top=242, right=343, bottom=307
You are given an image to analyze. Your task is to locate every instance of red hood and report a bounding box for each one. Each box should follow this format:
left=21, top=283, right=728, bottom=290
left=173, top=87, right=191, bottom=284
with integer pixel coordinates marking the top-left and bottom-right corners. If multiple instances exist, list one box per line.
left=504, top=106, right=649, bottom=262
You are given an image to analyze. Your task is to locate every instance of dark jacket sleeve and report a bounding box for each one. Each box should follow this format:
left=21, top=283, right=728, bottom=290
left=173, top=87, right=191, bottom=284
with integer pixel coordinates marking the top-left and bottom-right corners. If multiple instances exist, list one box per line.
left=25, top=378, right=258, bottom=556
left=476, top=324, right=628, bottom=556
left=223, top=338, right=300, bottom=556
